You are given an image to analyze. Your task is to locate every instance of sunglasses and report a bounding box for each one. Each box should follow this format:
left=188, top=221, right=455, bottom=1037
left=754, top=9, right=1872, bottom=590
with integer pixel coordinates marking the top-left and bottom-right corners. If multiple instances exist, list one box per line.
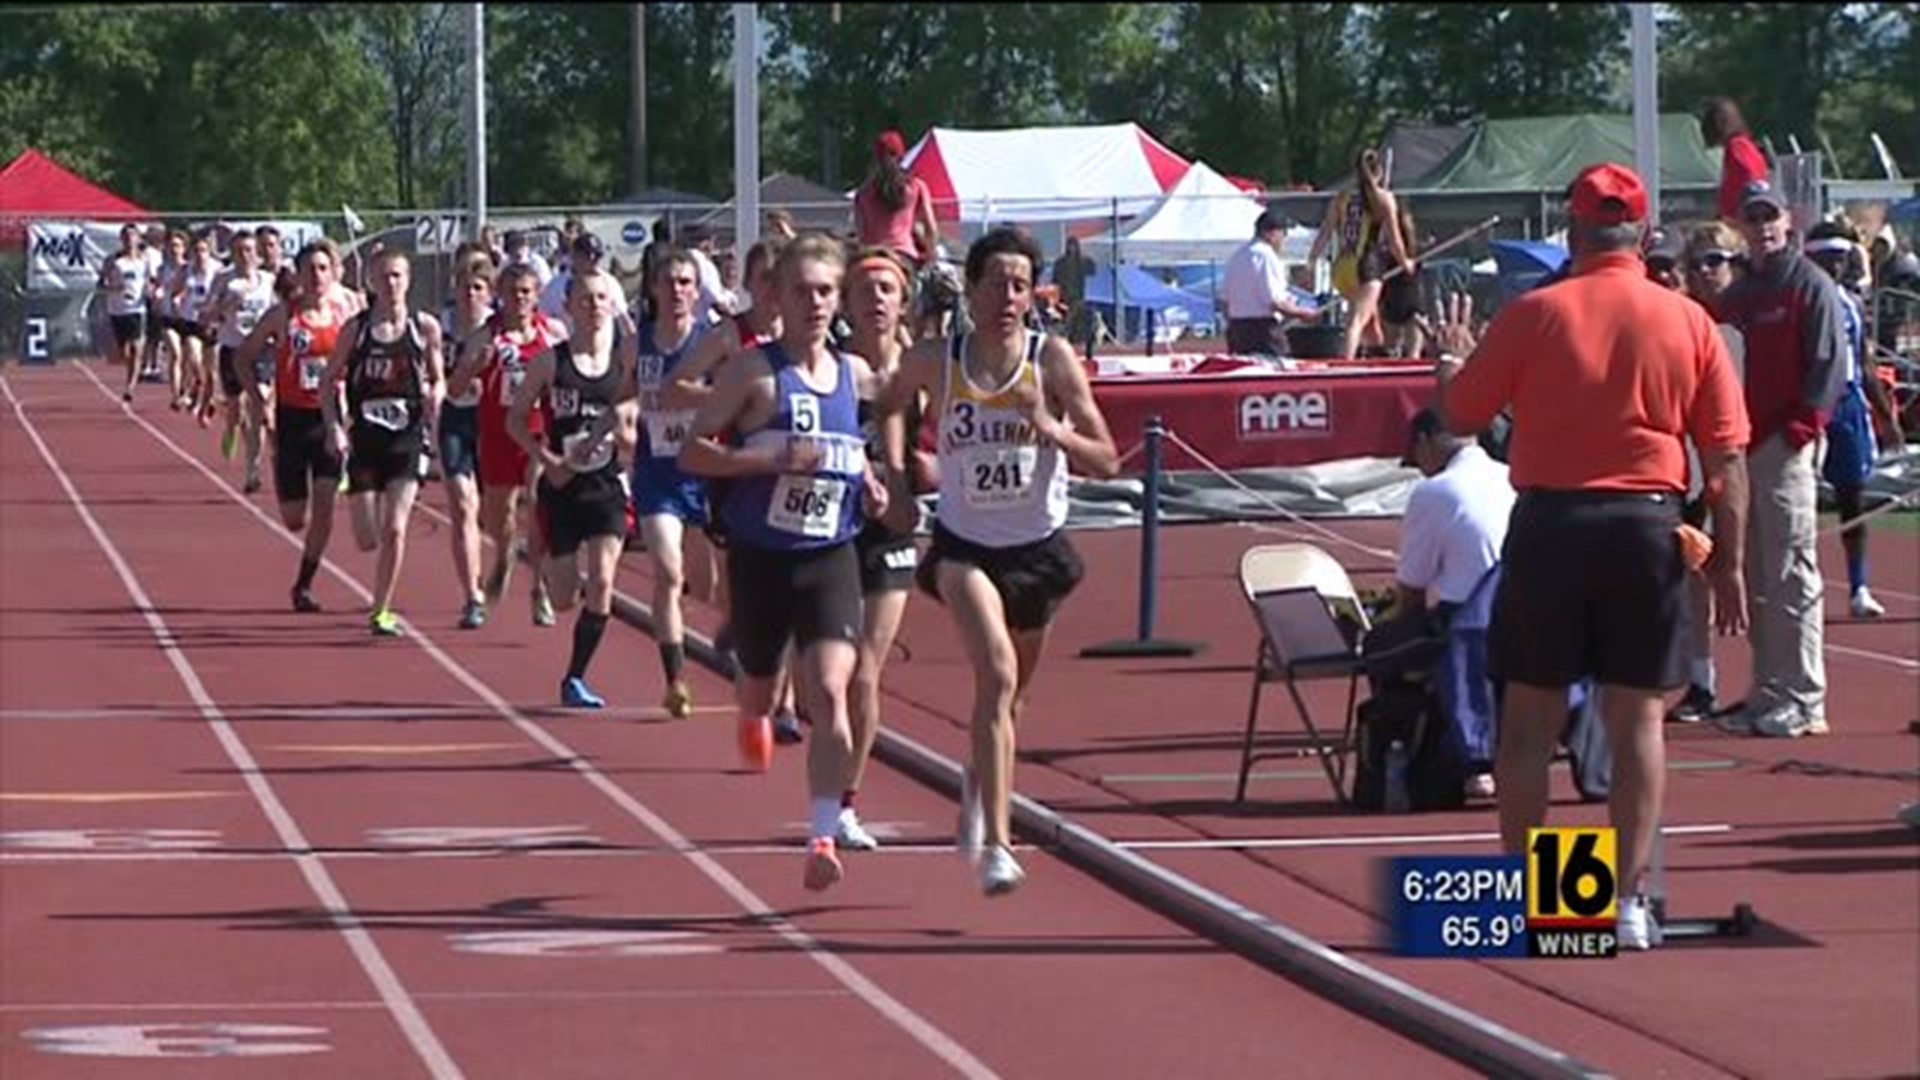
left=1689, top=251, right=1736, bottom=272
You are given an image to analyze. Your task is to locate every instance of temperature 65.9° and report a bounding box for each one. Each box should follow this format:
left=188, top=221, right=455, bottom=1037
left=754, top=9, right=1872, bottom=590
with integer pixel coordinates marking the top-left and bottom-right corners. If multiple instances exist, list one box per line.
left=1443, top=913, right=1527, bottom=950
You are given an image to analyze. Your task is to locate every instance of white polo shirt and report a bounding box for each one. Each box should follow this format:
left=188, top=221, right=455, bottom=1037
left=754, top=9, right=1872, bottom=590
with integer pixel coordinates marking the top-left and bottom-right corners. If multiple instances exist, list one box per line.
left=1397, top=444, right=1515, bottom=607
left=1221, top=238, right=1287, bottom=321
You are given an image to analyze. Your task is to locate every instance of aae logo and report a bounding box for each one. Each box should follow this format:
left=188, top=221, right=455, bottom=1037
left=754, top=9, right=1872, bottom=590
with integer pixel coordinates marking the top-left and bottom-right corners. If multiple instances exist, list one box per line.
left=1238, top=390, right=1331, bottom=438
left=32, top=230, right=87, bottom=267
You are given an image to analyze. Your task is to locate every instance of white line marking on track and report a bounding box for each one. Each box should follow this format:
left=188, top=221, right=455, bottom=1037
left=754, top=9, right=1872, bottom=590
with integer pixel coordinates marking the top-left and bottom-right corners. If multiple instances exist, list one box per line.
left=0, top=842, right=971, bottom=865
left=71, top=361, right=1003, bottom=1080
left=0, top=988, right=853, bottom=1014
left=1119, top=823, right=1734, bottom=852
left=1824, top=642, right=1920, bottom=672
left=2, top=373, right=464, bottom=1080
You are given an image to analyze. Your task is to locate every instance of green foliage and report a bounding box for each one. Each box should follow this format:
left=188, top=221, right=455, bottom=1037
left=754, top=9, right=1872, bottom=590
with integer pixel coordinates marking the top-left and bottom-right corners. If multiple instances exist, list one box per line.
left=1, top=2, right=1910, bottom=213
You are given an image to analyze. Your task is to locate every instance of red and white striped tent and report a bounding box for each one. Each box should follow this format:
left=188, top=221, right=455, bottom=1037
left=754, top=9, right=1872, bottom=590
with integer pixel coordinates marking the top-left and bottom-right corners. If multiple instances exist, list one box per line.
left=902, top=123, right=1192, bottom=223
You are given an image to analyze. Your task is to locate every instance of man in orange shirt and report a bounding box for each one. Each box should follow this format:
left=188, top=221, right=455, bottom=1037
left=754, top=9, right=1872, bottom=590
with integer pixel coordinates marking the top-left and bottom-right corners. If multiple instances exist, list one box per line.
left=1435, top=163, right=1752, bottom=950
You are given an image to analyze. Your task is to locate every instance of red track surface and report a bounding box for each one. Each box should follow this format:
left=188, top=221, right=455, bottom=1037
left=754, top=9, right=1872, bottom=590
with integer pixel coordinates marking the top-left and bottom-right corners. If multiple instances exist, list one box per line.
left=2, top=361, right=1469, bottom=1077
left=5, top=359, right=1917, bottom=1078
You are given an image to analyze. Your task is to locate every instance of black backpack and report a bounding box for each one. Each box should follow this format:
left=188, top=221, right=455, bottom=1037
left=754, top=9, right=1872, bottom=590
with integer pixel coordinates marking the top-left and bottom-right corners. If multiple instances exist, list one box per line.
left=1351, top=682, right=1470, bottom=812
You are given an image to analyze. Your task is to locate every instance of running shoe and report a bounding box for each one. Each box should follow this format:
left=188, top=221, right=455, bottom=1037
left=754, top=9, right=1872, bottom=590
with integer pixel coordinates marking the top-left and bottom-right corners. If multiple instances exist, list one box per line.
left=369, top=609, right=402, bottom=637
left=1850, top=587, right=1886, bottom=618
left=737, top=714, right=774, bottom=773
left=1666, top=684, right=1715, bottom=724
left=1616, top=894, right=1662, bottom=951
left=772, top=707, right=805, bottom=745
left=561, top=676, right=606, bottom=709
left=243, top=468, right=262, bottom=495
left=1898, top=802, right=1920, bottom=830
left=663, top=680, right=694, bottom=720
left=978, top=845, right=1026, bottom=897
left=291, top=587, right=321, bottom=614
left=956, top=771, right=985, bottom=864
left=803, top=837, right=843, bottom=892
left=835, top=807, right=880, bottom=851
left=458, top=599, right=487, bottom=630
left=121, top=389, right=133, bottom=404
left=531, top=588, right=556, bottom=628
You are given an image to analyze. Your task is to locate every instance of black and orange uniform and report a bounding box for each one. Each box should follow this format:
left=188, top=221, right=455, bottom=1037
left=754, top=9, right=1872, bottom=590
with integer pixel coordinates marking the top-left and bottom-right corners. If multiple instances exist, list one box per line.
left=343, top=315, right=432, bottom=493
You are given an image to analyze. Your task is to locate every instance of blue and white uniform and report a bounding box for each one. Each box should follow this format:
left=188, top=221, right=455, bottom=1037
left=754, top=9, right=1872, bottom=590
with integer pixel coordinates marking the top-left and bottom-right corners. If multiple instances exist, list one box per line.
left=1823, top=289, right=1875, bottom=488
left=632, top=318, right=710, bottom=524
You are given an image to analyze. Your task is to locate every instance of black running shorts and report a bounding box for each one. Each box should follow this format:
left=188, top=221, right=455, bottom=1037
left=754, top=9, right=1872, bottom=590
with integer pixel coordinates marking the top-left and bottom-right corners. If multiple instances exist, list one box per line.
left=272, top=406, right=342, bottom=504
left=1491, top=490, right=1688, bottom=692
left=536, top=471, right=628, bottom=558
left=917, top=525, right=1085, bottom=631
left=726, top=541, right=864, bottom=678
left=856, top=524, right=919, bottom=596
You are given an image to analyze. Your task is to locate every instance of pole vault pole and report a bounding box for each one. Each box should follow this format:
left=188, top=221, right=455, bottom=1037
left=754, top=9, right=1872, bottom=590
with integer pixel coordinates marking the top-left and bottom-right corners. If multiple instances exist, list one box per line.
left=733, top=3, right=761, bottom=254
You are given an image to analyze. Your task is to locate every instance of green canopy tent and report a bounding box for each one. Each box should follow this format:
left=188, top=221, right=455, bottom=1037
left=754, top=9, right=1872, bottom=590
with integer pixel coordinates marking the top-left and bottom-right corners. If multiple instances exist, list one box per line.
left=1406, top=113, right=1722, bottom=192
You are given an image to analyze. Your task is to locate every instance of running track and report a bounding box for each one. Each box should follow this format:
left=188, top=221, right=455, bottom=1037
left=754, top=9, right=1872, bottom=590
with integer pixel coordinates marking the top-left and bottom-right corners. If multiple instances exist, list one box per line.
left=6, top=358, right=1917, bottom=1077
left=2, top=360, right=1467, bottom=1076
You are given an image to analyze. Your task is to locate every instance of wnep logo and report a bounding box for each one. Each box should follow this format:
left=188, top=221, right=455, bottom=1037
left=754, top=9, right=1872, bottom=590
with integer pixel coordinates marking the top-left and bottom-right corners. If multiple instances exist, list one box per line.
left=1237, top=390, right=1330, bottom=439
left=1525, top=827, right=1619, bottom=958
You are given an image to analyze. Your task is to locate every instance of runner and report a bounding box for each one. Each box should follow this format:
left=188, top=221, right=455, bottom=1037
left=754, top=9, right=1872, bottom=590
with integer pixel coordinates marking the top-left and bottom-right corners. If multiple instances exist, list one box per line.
left=201, top=230, right=277, bottom=491
left=839, top=247, right=925, bottom=852
left=507, top=269, right=639, bottom=707
left=669, top=236, right=806, bottom=745
left=452, top=262, right=560, bottom=627
left=319, top=249, right=446, bottom=637
left=153, top=230, right=191, bottom=409
left=438, top=247, right=497, bottom=628
left=678, top=232, right=891, bottom=892
left=97, top=223, right=151, bottom=403
left=236, top=239, right=352, bottom=612
left=877, top=227, right=1121, bottom=895
left=632, top=249, right=717, bottom=719
left=170, top=232, right=222, bottom=423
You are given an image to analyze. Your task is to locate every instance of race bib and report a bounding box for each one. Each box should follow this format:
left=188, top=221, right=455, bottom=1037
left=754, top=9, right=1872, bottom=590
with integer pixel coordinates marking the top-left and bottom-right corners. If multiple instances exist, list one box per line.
left=500, top=364, right=529, bottom=405
left=766, top=474, right=844, bottom=539
left=361, top=397, right=411, bottom=431
left=236, top=310, right=259, bottom=335
left=961, top=445, right=1040, bottom=510
left=562, top=427, right=614, bottom=472
left=299, top=357, right=328, bottom=392
left=645, top=409, right=693, bottom=458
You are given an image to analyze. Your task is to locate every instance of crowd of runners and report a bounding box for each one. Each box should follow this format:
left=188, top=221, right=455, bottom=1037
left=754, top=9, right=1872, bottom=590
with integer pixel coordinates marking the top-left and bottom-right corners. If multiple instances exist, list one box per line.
left=90, top=171, right=1120, bottom=900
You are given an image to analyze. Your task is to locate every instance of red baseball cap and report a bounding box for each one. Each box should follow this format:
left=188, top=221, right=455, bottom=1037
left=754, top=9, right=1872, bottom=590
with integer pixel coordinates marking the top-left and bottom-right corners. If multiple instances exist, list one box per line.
left=1568, top=162, right=1649, bottom=225
left=875, top=130, right=906, bottom=159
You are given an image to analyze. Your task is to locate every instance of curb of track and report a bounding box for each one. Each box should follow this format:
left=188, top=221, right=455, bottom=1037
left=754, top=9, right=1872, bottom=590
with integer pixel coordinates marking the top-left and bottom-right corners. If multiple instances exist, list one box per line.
left=606, top=587, right=1611, bottom=1080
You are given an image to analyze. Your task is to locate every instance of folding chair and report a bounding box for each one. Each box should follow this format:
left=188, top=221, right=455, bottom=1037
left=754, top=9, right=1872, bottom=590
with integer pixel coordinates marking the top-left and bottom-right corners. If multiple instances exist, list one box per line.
left=1236, top=544, right=1372, bottom=804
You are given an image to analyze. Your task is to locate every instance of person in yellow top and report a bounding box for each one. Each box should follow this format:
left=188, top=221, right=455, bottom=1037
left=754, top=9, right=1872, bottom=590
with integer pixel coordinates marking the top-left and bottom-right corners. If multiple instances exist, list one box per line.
left=1310, top=148, right=1415, bottom=360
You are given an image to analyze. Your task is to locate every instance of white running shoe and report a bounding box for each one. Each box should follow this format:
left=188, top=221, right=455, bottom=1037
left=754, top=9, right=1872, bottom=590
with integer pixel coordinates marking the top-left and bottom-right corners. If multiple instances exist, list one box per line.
left=956, top=773, right=984, bottom=864
left=978, top=845, right=1026, bottom=897
left=835, top=807, right=880, bottom=851
left=1617, top=894, right=1662, bottom=951
left=1850, top=587, right=1886, bottom=619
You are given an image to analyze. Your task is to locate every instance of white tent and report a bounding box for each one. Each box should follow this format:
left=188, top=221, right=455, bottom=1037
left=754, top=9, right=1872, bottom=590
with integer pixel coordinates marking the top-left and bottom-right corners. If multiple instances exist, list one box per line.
left=1083, top=161, right=1315, bottom=265
left=902, top=123, right=1192, bottom=223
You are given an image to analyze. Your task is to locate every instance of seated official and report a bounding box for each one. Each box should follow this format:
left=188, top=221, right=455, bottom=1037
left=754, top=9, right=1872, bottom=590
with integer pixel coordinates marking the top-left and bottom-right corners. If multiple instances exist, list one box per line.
left=1363, top=409, right=1516, bottom=796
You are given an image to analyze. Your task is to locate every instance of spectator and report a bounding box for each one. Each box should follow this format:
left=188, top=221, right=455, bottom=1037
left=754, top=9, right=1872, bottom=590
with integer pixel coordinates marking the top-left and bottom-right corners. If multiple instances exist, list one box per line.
left=1701, top=97, right=1771, bottom=224
left=1436, top=163, right=1751, bottom=950
left=763, top=208, right=797, bottom=242
left=539, top=230, right=608, bottom=327
left=853, top=129, right=938, bottom=267
left=1644, top=227, right=1685, bottom=292
left=1363, top=408, right=1516, bottom=798
left=1716, top=180, right=1848, bottom=739
left=503, top=230, right=554, bottom=289
left=1223, top=210, right=1317, bottom=356
left=1805, top=219, right=1902, bottom=619
left=1667, top=220, right=1751, bottom=723
left=1051, top=237, right=1098, bottom=349
left=678, top=225, right=738, bottom=325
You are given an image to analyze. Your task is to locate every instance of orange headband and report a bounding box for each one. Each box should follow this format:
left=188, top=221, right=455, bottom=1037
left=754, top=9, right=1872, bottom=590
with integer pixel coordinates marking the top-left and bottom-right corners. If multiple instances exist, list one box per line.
left=852, top=254, right=909, bottom=285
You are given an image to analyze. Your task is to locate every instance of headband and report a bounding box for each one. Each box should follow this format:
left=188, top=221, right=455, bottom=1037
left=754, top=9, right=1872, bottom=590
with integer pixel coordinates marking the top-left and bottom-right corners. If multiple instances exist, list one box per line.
left=1803, top=238, right=1854, bottom=255
left=852, top=254, right=910, bottom=285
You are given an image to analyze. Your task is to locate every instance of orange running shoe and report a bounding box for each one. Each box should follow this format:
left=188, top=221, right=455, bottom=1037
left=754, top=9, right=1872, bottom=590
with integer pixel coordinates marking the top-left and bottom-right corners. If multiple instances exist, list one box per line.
left=803, top=837, right=843, bottom=892
left=737, top=714, right=774, bottom=773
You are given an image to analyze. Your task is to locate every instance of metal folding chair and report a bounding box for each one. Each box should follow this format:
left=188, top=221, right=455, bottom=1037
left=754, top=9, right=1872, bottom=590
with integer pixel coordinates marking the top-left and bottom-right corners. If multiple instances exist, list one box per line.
left=1236, top=544, right=1371, bottom=804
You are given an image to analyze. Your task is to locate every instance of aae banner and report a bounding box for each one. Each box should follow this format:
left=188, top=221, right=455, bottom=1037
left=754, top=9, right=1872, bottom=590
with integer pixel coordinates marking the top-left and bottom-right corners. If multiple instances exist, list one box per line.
left=27, top=221, right=124, bottom=292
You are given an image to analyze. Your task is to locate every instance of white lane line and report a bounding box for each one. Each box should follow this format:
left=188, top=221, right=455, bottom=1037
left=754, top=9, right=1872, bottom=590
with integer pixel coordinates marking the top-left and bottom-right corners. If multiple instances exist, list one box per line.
left=0, top=843, right=969, bottom=864
left=72, top=361, right=1002, bottom=1080
left=1, top=375, right=464, bottom=1080
left=0, top=988, right=852, bottom=1014
left=1824, top=642, right=1920, bottom=672
left=1119, top=823, right=1734, bottom=852
left=0, top=705, right=717, bottom=722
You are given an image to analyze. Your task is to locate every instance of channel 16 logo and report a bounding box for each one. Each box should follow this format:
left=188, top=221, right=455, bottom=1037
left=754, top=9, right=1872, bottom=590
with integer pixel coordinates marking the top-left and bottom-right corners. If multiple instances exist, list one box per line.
left=1526, top=827, right=1619, bottom=958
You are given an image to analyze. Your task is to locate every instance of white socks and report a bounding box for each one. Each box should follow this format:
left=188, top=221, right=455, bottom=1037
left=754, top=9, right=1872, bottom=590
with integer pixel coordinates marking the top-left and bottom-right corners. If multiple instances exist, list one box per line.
left=810, top=797, right=840, bottom=840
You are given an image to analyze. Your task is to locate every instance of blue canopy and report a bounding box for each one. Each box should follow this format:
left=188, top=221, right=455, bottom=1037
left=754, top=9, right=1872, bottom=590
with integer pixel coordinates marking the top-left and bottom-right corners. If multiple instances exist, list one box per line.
left=1488, top=239, right=1569, bottom=303
left=1081, top=264, right=1215, bottom=324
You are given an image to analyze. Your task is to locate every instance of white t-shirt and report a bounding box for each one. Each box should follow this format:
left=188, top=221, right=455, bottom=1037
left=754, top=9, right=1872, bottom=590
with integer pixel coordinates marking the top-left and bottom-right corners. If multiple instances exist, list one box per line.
left=512, top=252, right=554, bottom=289
left=1222, top=238, right=1288, bottom=321
left=1397, top=444, right=1515, bottom=607
left=688, top=248, right=734, bottom=327
left=103, top=253, right=151, bottom=317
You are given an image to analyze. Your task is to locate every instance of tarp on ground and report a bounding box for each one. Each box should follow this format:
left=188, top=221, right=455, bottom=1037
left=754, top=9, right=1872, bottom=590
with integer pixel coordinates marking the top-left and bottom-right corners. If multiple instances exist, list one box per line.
left=1405, top=113, right=1723, bottom=192
left=1082, top=161, right=1316, bottom=265
left=0, top=148, right=149, bottom=246
left=903, top=122, right=1192, bottom=223
left=1080, top=264, right=1216, bottom=329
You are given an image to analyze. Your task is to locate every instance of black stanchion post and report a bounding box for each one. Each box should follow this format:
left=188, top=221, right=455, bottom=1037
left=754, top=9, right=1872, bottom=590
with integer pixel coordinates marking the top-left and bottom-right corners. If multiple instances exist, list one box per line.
left=1081, top=416, right=1204, bottom=659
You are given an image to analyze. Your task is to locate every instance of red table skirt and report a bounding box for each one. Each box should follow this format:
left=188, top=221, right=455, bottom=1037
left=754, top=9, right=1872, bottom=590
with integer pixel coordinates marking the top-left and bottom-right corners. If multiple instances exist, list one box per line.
left=1090, top=360, right=1437, bottom=475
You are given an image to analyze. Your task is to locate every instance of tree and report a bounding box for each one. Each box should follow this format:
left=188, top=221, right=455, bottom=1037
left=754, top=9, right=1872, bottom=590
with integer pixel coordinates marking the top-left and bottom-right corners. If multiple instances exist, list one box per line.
left=1371, top=4, right=1630, bottom=126
left=354, top=3, right=464, bottom=209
